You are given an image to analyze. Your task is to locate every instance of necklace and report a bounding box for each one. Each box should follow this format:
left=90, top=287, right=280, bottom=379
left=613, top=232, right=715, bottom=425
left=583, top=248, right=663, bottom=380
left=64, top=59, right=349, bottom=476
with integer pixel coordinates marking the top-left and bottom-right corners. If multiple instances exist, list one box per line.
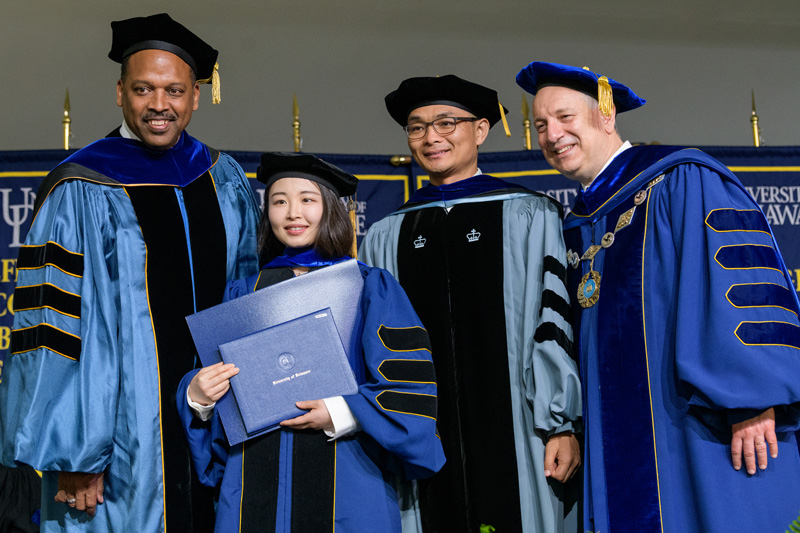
left=568, top=174, right=664, bottom=308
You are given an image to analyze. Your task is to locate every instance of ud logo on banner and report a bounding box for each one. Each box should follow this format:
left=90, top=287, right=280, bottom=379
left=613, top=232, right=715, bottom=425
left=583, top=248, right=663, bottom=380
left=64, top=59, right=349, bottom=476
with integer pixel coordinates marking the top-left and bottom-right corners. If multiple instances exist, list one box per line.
left=0, top=187, right=36, bottom=248
left=0, top=183, right=39, bottom=366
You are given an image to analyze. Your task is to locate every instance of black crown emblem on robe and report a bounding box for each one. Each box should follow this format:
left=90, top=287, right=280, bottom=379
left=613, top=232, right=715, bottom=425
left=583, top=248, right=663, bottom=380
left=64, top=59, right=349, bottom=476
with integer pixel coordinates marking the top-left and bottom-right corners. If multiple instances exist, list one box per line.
left=466, top=229, right=481, bottom=242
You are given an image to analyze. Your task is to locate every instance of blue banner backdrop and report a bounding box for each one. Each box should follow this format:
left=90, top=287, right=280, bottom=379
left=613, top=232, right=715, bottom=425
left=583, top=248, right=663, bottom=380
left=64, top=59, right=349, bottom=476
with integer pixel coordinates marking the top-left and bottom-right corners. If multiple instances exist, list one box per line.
left=1, top=146, right=800, bottom=373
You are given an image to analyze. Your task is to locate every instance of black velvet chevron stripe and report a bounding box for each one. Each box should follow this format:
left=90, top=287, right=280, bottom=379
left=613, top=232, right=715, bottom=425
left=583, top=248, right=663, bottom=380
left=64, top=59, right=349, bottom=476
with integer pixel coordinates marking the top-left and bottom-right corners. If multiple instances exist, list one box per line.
left=715, top=245, right=781, bottom=271
left=706, top=209, right=770, bottom=234
left=17, top=243, right=83, bottom=277
left=11, top=324, right=81, bottom=360
left=14, top=285, right=81, bottom=317
left=543, top=255, right=567, bottom=282
left=376, top=391, right=437, bottom=419
left=728, top=283, right=798, bottom=313
left=533, top=321, right=574, bottom=357
left=377, top=325, right=432, bottom=353
left=378, top=359, right=436, bottom=383
left=540, top=289, right=570, bottom=322
left=736, top=321, right=800, bottom=349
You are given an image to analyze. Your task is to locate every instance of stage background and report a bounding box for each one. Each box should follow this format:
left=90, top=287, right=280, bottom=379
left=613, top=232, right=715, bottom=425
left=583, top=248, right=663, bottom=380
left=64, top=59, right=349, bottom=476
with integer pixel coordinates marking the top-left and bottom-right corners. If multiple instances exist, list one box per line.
left=1, top=146, right=800, bottom=372
left=5, top=2, right=800, bottom=155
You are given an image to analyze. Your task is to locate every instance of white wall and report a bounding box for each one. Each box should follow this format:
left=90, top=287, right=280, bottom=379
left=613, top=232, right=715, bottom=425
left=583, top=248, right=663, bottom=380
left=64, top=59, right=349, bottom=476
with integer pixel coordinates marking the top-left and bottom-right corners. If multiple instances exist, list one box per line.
left=2, top=0, right=798, bottom=154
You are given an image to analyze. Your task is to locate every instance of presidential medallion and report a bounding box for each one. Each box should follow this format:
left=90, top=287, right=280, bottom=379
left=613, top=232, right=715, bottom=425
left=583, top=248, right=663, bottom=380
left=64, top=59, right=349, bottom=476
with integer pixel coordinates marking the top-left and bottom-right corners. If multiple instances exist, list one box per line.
left=577, top=270, right=601, bottom=308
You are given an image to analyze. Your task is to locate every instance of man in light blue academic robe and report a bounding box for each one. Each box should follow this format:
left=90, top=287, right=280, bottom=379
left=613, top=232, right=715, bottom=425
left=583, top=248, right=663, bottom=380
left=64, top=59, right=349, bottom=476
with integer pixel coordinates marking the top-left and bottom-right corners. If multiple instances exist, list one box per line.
left=0, top=14, right=259, bottom=532
left=360, top=75, right=582, bottom=533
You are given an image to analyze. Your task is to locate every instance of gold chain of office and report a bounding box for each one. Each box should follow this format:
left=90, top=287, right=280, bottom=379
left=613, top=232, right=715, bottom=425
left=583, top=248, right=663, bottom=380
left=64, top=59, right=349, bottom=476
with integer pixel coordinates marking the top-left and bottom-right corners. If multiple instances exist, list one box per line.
left=567, top=174, right=664, bottom=308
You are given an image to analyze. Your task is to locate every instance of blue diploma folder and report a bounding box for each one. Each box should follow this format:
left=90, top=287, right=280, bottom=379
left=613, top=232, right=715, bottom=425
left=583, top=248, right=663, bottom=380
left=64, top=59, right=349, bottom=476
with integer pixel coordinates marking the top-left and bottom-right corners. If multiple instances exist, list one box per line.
left=186, top=259, right=365, bottom=445
left=218, top=308, right=358, bottom=435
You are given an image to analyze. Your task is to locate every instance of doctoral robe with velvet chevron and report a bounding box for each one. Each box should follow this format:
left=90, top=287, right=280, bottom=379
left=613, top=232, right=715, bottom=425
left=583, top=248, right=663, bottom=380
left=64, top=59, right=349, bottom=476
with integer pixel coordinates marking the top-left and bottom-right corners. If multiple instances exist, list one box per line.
left=563, top=145, right=800, bottom=533
left=360, top=175, right=582, bottom=533
left=177, top=259, right=445, bottom=533
left=0, top=132, right=260, bottom=532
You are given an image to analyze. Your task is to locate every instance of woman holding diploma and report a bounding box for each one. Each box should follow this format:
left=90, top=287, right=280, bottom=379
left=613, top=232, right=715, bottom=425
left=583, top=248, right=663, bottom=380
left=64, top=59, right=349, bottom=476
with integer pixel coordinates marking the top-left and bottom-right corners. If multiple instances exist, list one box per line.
left=177, top=152, right=445, bottom=532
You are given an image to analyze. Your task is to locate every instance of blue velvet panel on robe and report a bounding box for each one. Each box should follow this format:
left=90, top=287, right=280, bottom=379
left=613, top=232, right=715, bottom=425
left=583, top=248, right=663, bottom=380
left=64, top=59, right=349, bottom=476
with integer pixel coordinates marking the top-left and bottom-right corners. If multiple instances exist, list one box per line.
left=62, top=132, right=212, bottom=186
left=564, top=145, right=800, bottom=533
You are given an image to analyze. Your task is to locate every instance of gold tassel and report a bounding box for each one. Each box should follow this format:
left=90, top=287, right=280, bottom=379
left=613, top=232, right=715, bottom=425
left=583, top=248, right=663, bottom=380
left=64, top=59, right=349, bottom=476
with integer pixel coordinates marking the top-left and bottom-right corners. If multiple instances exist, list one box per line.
left=211, top=63, right=221, bottom=104
left=499, top=102, right=511, bottom=138
left=597, top=76, right=613, bottom=118
left=197, top=63, right=221, bottom=104
left=348, top=198, right=358, bottom=258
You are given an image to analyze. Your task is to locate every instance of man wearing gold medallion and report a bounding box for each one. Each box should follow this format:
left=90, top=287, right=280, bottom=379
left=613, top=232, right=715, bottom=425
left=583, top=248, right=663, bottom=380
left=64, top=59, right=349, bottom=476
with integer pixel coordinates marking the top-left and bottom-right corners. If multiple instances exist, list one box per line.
left=518, top=61, right=800, bottom=532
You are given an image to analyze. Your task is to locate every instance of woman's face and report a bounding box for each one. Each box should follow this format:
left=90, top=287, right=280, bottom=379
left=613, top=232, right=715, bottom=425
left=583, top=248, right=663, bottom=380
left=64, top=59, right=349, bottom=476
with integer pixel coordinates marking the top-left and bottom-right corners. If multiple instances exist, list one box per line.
left=267, top=177, right=324, bottom=248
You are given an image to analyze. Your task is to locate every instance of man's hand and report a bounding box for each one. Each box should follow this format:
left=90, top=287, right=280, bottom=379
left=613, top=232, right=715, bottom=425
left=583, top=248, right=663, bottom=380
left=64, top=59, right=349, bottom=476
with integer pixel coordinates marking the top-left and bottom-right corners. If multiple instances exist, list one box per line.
left=280, top=400, right=333, bottom=432
left=731, top=407, right=777, bottom=474
left=188, top=362, right=239, bottom=405
left=54, top=471, right=105, bottom=517
left=544, top=432, right=581, bottom=482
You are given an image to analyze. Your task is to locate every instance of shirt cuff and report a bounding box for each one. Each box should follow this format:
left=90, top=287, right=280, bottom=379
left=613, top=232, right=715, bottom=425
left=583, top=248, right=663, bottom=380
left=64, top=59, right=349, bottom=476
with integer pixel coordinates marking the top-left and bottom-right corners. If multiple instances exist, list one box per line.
left=187, top=389, right=215, bottom=422
left=322, top=396, right=360, bottom=440
left=546, top=418, right=582, bottom=438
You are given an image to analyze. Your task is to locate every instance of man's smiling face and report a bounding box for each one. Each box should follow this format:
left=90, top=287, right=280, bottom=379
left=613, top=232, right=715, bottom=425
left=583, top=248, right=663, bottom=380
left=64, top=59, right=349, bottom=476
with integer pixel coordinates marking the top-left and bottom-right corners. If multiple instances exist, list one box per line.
left=116, top=49, right=199, bottom=150
left=406, top=104, right=488, bottom=186
left=532, top=85, right=618, bottom=187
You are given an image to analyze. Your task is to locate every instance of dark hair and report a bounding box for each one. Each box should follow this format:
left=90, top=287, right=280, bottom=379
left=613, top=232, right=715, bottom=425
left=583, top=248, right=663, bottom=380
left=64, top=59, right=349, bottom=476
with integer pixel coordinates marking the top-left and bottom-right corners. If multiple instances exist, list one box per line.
left=257, top=180, right=354, bottom=266
left=120, top=55, right=197, bottom=84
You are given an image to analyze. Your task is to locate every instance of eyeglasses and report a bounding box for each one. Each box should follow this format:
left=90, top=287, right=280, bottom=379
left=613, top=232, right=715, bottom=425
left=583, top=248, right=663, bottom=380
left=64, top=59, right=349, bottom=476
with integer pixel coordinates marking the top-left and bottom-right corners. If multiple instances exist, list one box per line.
left=403, top=117, right=478, bottom=139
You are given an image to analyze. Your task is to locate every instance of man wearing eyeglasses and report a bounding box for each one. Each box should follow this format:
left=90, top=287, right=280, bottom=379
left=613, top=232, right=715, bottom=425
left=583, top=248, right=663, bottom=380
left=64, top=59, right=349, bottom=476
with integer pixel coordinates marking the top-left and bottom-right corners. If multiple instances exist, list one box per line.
left=359, top=75, right=582, bottom=533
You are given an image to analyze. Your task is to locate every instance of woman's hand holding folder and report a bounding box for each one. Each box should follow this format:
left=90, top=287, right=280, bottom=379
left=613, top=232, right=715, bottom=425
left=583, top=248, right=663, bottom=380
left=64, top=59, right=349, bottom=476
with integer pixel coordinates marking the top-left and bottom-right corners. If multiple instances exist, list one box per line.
left=189, top=362, right=240, bottom=406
